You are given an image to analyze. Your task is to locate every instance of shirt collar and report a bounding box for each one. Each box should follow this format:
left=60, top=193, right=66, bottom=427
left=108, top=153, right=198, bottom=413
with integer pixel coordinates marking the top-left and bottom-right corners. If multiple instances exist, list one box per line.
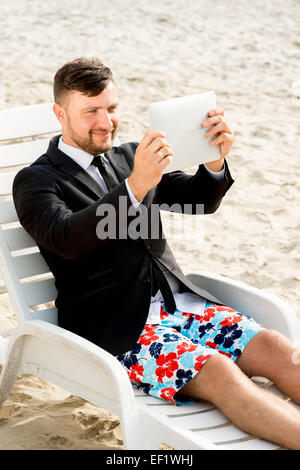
left=58, top=136, right=106, bottom=171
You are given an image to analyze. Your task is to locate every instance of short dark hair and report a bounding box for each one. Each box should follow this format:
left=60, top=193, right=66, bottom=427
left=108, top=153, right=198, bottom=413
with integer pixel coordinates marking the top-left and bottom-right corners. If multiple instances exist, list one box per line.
left=53, top=57, right=113, bottom=105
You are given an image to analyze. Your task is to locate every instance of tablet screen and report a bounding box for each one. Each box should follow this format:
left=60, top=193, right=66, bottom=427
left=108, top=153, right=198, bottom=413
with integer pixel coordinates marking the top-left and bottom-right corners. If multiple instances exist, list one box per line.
left=148, top=91, right=220, bottom=173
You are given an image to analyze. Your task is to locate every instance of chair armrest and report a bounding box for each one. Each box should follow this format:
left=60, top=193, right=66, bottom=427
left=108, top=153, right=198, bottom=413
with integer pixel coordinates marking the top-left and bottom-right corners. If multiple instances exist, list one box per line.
left=2, top=319, right=137, bottom=419
left=187, top=270, right=300, bottom=343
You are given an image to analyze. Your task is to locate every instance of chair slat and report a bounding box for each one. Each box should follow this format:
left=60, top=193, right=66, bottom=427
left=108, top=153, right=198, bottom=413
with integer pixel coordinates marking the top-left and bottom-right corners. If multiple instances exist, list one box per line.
left=0, top=172, right=17, bottom=196
left=0, top=139, right=50, bottom=168
left=0, top=103, right=61, bottom=141
left=3, top=226, right=36, bottom=251
left=22, top=278, right=57, bottom=306
left=194, top=424, right=251, bottom=444
left=168, top=407, right=229, bottom=430
left=31, top=307, right=58, bottom=324
left=0, top=201, right=18, bottom=224
left=14, top=252, right=50, bottom=278
left=220, top=438, right=279, bottom=450
left=136, top=394, right=214, bottom=413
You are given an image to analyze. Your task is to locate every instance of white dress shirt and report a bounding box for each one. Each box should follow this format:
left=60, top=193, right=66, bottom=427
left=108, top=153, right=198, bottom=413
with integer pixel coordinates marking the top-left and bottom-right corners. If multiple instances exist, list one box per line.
left=58, top=137, right=225, bottom=324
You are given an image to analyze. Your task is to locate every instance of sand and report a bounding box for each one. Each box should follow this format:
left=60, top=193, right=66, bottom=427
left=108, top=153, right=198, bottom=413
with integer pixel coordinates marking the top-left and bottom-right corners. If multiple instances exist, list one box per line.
left=0, top=0, right=299, bottom=450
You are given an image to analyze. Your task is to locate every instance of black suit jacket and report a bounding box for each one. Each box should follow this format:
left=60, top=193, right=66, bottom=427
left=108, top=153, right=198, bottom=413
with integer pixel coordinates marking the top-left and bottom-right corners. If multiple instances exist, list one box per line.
left=13, top=136, right=234, bottom=355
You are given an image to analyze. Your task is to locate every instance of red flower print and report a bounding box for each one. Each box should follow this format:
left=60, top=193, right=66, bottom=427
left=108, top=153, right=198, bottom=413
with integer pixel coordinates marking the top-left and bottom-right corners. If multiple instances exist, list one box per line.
left=216, top=306, right=235, bottom=313
left=182, top=312, right=193, bottom=318
left=139, top=325, right=159, bottom=346
left=195, top=354, right=210, bottom=371
left=204, top=307, right=215, bottom=314
left=202, top=308, right=216, bottom=322
left=219, top=350, right=232, bottom=359
left=206, top=341, right=217, bottom=349
left=177, top=342, right=197, bottom=355
left=156, top=352, right=179, bottom=383
left=160, top=387, right=176, bottom=404
left=129, top=363, right=144, bottom=383
left=160, top=305, right=169, bottom=320
left=220, top=315, right=242, bottom=327
left=144, top=324, right=156, bottom=333
left=194, top=314, right=202, bottom=321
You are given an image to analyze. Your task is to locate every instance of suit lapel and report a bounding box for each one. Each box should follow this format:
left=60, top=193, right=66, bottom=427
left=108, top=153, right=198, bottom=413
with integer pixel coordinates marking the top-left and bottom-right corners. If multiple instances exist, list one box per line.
left=59, top=157, right=107, bottom=198
left=105, top=147, right=132, bottom=181
left=46, top=137, right=131, bottom=199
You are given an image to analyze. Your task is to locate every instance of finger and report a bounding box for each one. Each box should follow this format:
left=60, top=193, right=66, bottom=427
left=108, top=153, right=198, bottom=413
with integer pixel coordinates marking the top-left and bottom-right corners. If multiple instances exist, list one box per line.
left=208, top=107, right=224, bottom=117
left=158, top=154, right=173, bottom=169
left=156, top=146, right=174, bottom=160
left=151, top=140, right=174, bottom=165
left=202, top=114, right=225, bottom=128
left=154, top=144, right=174, bottom=164
left=140, top=130, right=166, bottom=148
left=210, top=132, right=232, bottom=146
left=205, top=121, right=231, bottom=138
left=149, top=136, right=172, bottom=154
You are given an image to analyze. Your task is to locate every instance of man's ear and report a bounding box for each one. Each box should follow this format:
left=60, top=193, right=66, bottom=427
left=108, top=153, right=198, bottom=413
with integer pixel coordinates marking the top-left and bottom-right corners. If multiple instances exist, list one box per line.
left=53, top=103, right=65, bottom=125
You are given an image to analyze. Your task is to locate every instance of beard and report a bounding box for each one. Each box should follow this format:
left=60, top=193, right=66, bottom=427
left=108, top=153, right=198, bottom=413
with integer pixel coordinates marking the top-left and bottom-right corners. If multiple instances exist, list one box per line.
left=66, top=117, right=118, bottom=155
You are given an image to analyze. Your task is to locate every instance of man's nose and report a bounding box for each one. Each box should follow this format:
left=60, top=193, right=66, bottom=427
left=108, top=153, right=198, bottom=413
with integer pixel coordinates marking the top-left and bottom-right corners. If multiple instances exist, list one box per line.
left=96, top=110, right=113, bottom=130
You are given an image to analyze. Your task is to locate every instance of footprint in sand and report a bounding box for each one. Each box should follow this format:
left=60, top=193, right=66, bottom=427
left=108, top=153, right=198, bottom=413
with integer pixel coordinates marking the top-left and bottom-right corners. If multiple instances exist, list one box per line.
left=48, top=435, right=70, bottom=446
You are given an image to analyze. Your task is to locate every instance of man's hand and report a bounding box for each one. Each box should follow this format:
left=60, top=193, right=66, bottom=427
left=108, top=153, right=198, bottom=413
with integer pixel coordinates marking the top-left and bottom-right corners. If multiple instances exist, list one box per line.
left=127, top=130, right=174, bottom=201
left=202, top=108, right=235, bottom=172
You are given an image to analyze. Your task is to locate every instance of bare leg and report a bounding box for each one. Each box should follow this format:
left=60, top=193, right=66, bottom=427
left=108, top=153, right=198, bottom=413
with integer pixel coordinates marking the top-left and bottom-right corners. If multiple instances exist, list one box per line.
left=236, top=329, right=300, bottom=405
left=179, top=352, right=300, bottom=449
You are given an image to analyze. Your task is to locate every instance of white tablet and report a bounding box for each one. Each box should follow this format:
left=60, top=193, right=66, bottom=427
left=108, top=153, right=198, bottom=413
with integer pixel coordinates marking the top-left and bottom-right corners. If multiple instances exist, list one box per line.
left=148, top=91, right=220, bottom=173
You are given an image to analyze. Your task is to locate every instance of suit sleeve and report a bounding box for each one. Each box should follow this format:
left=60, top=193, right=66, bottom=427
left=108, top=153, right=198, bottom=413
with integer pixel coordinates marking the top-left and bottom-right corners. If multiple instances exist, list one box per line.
left=156, top=160, right=234, bottom=214
left=12, top=166, right=149, bottom=260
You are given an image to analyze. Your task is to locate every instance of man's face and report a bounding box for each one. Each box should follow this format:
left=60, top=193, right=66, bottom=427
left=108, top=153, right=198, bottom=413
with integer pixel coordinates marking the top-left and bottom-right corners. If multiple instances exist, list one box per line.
left=58, top=81, right=120, bottom=155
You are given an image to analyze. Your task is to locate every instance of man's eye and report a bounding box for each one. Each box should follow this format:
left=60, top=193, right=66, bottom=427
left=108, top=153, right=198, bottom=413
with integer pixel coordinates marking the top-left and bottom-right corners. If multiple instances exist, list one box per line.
left=88, top=110, right=96, bottom=113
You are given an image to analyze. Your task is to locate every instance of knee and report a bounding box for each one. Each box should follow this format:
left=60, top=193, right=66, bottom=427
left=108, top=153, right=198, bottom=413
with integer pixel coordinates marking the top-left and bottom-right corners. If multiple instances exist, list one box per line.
left=253, top=328, right=291, bottom=357
left=196, top=354, right=243, bottom=401
left=203, top=354, right=240, bottom=383
left=236, top=328, right=295, bottom=380
left=253, top=329, right=296, bottom=377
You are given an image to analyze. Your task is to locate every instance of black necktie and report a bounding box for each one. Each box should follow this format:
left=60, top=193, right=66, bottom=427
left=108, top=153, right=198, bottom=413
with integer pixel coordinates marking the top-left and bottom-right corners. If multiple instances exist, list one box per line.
left=91, top=155, right=117, bottom=191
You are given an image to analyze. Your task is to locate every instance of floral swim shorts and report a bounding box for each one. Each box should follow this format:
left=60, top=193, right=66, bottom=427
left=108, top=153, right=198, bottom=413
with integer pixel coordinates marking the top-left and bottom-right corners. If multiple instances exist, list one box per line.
left=116, top=300, right=264, bottom=406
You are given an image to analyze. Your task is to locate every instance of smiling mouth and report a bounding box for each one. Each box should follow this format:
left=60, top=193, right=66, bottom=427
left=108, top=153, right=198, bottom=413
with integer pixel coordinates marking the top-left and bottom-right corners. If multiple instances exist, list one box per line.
left=92, top=131, right=112, bottom=138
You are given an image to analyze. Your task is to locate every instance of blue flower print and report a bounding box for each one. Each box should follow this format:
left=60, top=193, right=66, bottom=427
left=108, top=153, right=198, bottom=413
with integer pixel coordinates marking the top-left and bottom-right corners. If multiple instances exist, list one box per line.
left=214, top=324, right=243, bottom=349
left=233, top=348, right=242, bottom=358
left=135, top=382, right=152, bottom=394
left=149, top=342, right=163, bottom=359
left=175, top=369, right=193, bottom=388
left=183, top=315, right=194, bottom=330
left=198, top=322, right=214, bottom=338
left=163, top=333, right=180, bottom=343
left=117, top=343, right=142, bottom=368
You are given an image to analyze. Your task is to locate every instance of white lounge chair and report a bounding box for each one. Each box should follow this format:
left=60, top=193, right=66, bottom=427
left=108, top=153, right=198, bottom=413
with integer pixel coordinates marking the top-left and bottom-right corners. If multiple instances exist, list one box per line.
left=0, top=103, right=300, bottom=450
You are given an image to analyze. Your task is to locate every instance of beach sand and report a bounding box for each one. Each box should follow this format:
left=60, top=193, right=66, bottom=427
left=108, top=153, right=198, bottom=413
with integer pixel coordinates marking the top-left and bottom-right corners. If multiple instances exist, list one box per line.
left=0, top=0, right=299, bottom=449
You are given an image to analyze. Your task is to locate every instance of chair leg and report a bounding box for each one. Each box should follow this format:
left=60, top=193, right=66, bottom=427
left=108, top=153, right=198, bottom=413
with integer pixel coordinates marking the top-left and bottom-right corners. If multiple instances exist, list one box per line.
left=0, top=336, right=24, bottom=408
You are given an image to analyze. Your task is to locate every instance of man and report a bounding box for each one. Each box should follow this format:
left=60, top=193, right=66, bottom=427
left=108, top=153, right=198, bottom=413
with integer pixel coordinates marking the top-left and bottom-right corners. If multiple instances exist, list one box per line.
left=13, top=58, right=300, bottom=449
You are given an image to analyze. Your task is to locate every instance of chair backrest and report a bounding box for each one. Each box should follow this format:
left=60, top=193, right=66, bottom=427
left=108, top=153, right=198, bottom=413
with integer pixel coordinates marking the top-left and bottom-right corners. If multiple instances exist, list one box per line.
left=0, top=103, right=61, bottom=141
left=0, top=103, right=61, bottom=325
